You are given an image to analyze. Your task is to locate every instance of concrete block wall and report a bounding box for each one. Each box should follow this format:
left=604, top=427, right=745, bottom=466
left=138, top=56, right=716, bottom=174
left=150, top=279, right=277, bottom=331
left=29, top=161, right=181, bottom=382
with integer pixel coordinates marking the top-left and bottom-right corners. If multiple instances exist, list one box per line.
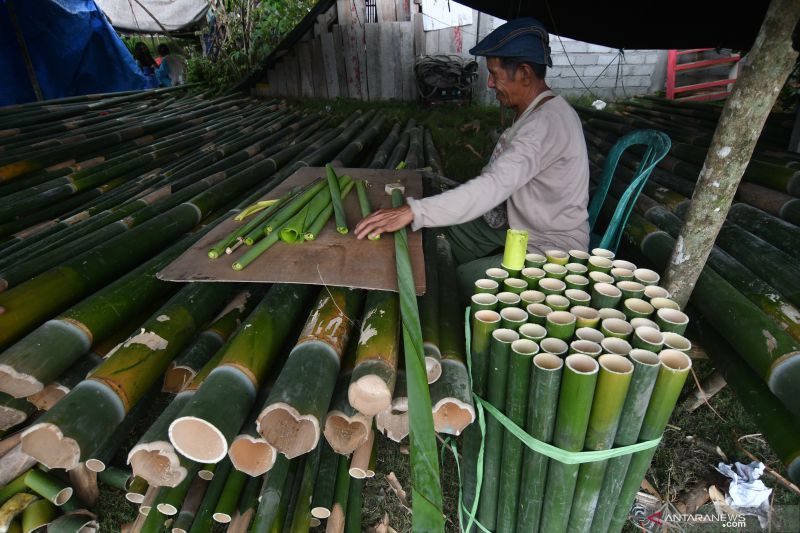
left=545, top=36, right=666, bottom=99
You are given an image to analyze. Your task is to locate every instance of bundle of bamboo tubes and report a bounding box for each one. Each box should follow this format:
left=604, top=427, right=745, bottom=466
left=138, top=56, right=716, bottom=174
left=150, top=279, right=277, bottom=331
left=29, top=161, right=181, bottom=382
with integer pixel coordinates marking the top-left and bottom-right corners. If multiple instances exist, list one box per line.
left=577, top=97, right=800, bottom=486
left=0, top=90, right=454, bottom=532
left=462, top=232, right=693, bottom=533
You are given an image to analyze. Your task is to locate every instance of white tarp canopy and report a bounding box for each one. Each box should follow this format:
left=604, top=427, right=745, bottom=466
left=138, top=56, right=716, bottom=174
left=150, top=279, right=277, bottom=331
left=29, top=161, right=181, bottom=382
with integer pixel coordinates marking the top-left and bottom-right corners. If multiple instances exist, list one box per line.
left=95, top=0, right=208, bottom=33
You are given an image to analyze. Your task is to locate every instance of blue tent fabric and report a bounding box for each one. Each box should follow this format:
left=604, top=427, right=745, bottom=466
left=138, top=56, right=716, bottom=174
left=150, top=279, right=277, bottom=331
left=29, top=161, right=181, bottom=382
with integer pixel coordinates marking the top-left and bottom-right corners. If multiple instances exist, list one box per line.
left=0, top=0, right=147, bottom=106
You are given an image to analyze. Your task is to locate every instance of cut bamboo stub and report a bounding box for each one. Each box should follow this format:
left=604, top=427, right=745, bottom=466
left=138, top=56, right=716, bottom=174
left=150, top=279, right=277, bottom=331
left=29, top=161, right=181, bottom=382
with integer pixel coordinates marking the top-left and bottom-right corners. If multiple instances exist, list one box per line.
left=323, top=408, right=371, bottom=456
left=662, top=332, right=692, bottom=352
left=258, top=403, right=319, bottom=459
left=168, top=416, right=228, bottom=464
left=474, top=279, right=499, bottom=293
left=227, top=434, right=276, bottom=477
left=349, top=429, right=375, bottom=479
left=127, top=441, right=187, bottom=488
left=540, top=337, right=568, bottom=356
left=644, top=285, right=670, bottom=300
left=598, top=308, right=626, bottom=321
left=375, top=396, right=409, bottom=443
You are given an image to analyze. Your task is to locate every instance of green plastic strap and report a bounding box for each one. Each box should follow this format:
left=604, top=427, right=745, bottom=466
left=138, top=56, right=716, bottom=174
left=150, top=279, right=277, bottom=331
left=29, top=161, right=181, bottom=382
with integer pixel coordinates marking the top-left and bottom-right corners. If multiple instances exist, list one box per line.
left=475, top=395, right=661, bottom=464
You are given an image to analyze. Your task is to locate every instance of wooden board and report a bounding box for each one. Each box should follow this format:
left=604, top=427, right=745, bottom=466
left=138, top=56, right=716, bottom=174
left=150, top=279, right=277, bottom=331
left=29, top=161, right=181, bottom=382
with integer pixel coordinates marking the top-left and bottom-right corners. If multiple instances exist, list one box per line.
left=320, top=31, right=340, bottom=98
left=158, top=167, right=426, bottom=295
left=365, top=23, right=381, bottom=101
left=332, top=25, right=349, bottom=97
left=311, top=37, right=328, bottom=99
left=398, top=21, right=415, bottom=100
left=297, top=42, right=314, bottom=98
left=379, top=23, right=397, bottom=100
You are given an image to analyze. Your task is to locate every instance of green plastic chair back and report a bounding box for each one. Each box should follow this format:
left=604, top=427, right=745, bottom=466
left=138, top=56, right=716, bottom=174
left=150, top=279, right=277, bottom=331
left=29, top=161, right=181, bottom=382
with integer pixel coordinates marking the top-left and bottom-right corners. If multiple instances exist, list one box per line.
left=587, top=129, right=671, bottom=253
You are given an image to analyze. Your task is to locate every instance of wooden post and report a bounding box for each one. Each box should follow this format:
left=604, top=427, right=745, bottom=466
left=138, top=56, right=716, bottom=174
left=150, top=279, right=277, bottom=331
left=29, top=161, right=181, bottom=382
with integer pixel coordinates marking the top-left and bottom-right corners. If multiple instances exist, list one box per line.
left=663, top=0, right=800, bottom=307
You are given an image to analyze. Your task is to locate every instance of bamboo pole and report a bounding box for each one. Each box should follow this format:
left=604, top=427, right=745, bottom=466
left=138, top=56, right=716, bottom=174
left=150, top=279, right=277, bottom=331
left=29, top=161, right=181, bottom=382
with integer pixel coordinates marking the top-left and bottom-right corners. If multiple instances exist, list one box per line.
left=257, top=287, right=363, bottom=458
left=476, top=328, right=519, bottom=530
left=348, top=290, right=399, bottom=416
left=538, top=354, right=600, bottom=533
left=517, top=353, right=564, bottom=532
left=663, top=0, right=800, bottom=307
left=310, top=440, right=338, bottom=519
left=249, top=455, right=290, bottom=532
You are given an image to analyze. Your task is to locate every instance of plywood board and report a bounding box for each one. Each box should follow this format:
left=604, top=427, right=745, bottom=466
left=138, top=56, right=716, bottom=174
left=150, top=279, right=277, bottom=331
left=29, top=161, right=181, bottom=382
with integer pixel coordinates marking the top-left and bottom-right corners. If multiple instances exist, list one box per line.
left=158, top=167, right=426, bottom=295
left=365, top=23, right=381, bottom=101
left=320, top=31, right=340, bottom=98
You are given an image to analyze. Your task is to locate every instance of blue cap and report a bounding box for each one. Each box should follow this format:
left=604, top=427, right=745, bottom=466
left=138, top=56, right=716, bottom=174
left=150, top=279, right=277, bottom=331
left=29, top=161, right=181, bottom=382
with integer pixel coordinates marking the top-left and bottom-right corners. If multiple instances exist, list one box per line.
left=469, top=17, right=553, bottom=67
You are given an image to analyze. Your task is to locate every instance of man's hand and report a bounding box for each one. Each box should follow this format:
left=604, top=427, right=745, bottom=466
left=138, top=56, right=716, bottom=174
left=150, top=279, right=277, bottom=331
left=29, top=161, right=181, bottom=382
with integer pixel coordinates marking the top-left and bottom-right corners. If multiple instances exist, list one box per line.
left=354, top=205, right=414, bottom=240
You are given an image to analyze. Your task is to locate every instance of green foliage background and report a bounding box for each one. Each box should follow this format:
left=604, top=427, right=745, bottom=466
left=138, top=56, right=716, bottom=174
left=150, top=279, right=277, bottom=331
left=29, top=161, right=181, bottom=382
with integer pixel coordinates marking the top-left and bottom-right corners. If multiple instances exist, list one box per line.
left=186, top=0, right=317, bottom=92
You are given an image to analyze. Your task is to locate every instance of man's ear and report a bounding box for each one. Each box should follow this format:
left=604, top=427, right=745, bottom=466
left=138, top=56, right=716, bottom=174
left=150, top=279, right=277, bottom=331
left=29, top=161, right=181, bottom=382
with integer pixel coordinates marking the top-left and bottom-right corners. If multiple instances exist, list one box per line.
left=518, top=64, right=535, bottom=85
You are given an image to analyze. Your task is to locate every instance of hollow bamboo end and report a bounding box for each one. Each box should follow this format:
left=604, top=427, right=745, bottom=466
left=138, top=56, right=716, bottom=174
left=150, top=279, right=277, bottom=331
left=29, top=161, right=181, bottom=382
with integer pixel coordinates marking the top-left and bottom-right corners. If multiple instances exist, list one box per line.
left=311, top=507, right=332, bottom=519
left=511, top=339, right=539, bottom=356
left=54, top=487, right=73, bottom=506
left=84, top=458, right=106, bottom=472
left=629, top=349, right=660, bottom=366
left=540, top=338, right=568, bottom=355
left=575, top=327, right=604, bottom=344
left=565, top=354, right=599, bottom=374
left=168, top=417, right=228, bottom=464
left=212, top=512, right=232, bottom=524
left=257, top=403, right=320, bottom=459
left=125, top=492, right=145, bottom=504
left=27, top=384, right=69, bottom=411
left=425, top=357, right=442, bottom=383
left=0, top=365, right=44, bottom=398
left=598, top=354, right=634, bottom=374
left=635, top=327, right=664, bottom=344
left=162, top=367, right=195, bottom=394
left=432, top=399, right=476, bottom=436
left=661, top=332, right=692, bottom=351
left=493, top=328, right=519, bottom=343
left=20, top=422, right=80, bottom=470
left=0, top=406, right=28, bottom=431
left=601, top=337, right=632, bottom=356
left=533, top=353, right=564, bottom=371
left=471, top=293, right=498, bottom=306
left=547, top=311, right=575, bottom=325
left=349, top=467, right=368, bottom=479
left=157, top=503, right=179, bottom=516
left=128, top=441, right=187, bottom=488
left=349, top=376, right=392, bottom=416
left=657, top=308, right=689, bottom=324
left=322, top=411, right=370, bottom=456
left=659, top=349, right=692, bottom=371
left=228, top=435, right=276, bottom=477
left=197, top=469, right=214, bottom=481
left=500, top=307, right=527, bottom=322
left=475, top=279, right=499, bottom=291
left=375, top=400, right=409, bottom=443
left=474, top=310, right=501, bottom=324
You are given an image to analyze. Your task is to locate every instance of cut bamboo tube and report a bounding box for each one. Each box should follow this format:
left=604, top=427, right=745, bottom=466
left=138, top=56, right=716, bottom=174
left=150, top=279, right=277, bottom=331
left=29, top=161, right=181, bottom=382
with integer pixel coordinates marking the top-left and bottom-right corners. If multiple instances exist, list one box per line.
left=539, top=354, right=600, bottom=533
left=496, top=339, right=539, bottom=531
left=212, top=469, right=247, bottom=524
left=227, top=385, right=278, bottom=477
left=348, top=291, right=399, bottom=416
left=311, top=440, right=338, bottom=519
left=476, top=328, right=519, bottom=530
left=567, top=354, right=634, bottom=533
left=20, top=498, right=55, bottom=533
left=125, top=476, right=148, bottom=504
left=258, top=287, right=363, bottom=459
left=250, top=455, right=290, bottom=532
left=517, top=353, right=564, bottom=532
left=420, top=232, right=442, bottom=384
left=349, top=428, right=375, bottom=479
left=323, top=334, right=369, bottom=456
left=375, top=371, right=409, bottom=443
left=155, top=460, right=200, bottom=516
left=22, top=469, right=72, bottom=506
left=68, top=464, right=98, bottom=506
left=184, top=458, right=231, bottom=533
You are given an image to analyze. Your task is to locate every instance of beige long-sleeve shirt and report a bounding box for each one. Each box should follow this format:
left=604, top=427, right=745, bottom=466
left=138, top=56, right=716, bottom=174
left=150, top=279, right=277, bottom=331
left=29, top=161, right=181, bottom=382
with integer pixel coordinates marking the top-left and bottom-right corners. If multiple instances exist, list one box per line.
left=407, top=92, right=590, bottom=253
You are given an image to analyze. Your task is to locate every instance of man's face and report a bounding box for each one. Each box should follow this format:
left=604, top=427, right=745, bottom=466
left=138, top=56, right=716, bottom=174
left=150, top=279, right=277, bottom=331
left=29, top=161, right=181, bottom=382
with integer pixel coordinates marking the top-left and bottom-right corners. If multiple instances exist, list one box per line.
left=487, top=57, right=525, bottom=108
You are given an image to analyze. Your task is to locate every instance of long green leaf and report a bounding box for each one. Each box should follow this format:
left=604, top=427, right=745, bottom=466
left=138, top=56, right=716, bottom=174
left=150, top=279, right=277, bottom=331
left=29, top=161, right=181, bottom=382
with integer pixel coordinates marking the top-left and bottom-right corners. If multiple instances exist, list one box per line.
left=392, top=189, right=444, bottom=532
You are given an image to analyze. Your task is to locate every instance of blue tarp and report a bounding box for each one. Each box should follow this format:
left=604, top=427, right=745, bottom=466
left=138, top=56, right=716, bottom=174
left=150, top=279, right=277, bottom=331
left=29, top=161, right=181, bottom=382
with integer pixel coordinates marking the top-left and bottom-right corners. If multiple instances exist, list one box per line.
left=0, top=0, right=147, bottom=106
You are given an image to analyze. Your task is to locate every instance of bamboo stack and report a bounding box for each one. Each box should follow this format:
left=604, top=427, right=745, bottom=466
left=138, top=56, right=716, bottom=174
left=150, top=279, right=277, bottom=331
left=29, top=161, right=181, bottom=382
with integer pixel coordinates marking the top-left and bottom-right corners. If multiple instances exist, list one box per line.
left=462, top=231, right=693, bottom=533
left=0, top=93, right=453, bottom=531
left=578, top=98, right=800, bottom=483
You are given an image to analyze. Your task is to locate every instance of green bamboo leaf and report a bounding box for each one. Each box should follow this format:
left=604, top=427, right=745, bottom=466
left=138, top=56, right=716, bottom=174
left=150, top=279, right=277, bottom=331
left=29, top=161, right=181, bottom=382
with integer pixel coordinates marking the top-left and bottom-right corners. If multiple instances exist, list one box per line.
left=391, top=189, right=444, bottom=532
